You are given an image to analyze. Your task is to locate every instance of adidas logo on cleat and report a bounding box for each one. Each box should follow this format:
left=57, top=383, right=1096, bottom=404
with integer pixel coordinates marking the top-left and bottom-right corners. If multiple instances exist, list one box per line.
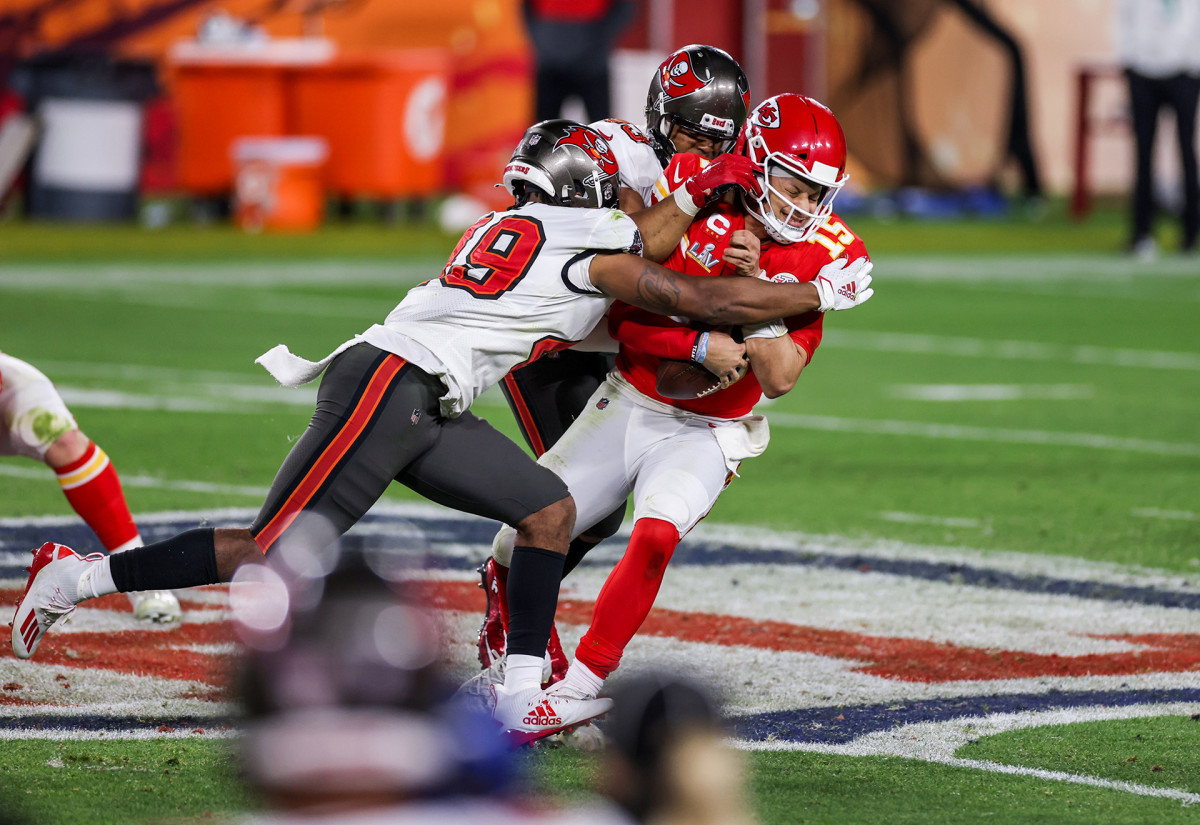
left=523, top=699, right=563, bottom=727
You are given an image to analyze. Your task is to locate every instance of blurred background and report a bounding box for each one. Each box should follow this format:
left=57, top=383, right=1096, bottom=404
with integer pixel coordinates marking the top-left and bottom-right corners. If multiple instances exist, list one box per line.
left=0, top=0, right=1183, bottom=236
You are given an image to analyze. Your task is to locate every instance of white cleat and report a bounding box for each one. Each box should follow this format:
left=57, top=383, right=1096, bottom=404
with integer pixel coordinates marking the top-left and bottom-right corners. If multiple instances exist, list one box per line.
left=455, top=653, right=555, bottom=713
left=491, top=680, right=613, bottom=747
left=127, top=590, right=183, bottom=623
left=11, top=542, right=101, bottom=659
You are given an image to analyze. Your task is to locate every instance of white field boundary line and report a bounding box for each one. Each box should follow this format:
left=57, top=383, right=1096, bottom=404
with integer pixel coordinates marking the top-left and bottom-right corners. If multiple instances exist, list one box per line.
left=765, top=412, right=1200, bottom=458
left=736, top=702, right=1200, bottom=806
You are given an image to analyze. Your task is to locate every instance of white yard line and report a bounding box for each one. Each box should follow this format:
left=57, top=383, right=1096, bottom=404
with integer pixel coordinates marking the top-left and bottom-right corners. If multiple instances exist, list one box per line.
left=886, top=384, right=1094, bottom=402
left=828, top=330, right=1200, bottom=371
left=737, top=702, right=1200, bottom=806
left=1132, top=508, right=1200, bottom=522
left=766, top=412, right=1200, bottom=457
left=0, top=464, right=268, bottom=497
left=878, top=511, right=986, bottom=528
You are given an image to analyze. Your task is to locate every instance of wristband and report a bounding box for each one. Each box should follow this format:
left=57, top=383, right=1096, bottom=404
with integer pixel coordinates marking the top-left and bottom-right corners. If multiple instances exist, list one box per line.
left=743, top=320, right=788, bottom=340
left=690, top=331, right=710, bottom=364
left=674, top=184, right=701, bottom=218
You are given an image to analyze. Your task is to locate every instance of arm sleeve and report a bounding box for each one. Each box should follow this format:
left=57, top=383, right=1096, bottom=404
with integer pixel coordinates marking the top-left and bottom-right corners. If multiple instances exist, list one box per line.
left=608, top=301, right=699, bottom=360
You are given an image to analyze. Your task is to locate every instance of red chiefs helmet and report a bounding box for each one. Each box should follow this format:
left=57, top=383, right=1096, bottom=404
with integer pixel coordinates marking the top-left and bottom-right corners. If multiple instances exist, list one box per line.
left=739, top=94, right=849, bottom=244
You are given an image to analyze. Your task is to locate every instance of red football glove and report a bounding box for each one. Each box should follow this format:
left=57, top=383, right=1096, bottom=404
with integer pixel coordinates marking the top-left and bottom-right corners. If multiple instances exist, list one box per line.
left=677, top=153, right=762, bottom=216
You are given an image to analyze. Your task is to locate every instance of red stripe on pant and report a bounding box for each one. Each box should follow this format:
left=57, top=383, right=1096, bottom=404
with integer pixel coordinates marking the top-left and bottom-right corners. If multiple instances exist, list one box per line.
left=503, top=372, right=547, bottom=456
left=576, top=517, right=681, bottom=678
left=255, top=355, right=406, bottom=552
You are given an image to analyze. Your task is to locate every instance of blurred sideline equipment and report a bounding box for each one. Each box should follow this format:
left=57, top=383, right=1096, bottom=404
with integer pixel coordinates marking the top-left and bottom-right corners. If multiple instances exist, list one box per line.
left=9, top=56, right=158, bottom=222
left=0, top=352, right=180, bottom=622
left=232, top=136, right=327, bottom=232
left=0, top=114, right=37, bottom=205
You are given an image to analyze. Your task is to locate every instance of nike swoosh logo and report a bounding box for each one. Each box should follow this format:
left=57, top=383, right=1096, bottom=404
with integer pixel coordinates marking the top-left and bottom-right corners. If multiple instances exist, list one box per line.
left=672, top=166, right=686, bottom=186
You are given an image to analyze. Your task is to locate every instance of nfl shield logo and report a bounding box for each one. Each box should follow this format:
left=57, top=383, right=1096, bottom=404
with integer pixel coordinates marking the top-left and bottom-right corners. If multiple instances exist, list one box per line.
left=596, top=398, right=609, bottom=410
left=411, top=409, right=422, bottom=425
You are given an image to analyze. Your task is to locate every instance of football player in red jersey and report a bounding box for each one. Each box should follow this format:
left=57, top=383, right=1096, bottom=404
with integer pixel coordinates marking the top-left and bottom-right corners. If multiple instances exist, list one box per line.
left=482, top=45, right=755, bottom=680
left=482, top=95, right=874, bottom=702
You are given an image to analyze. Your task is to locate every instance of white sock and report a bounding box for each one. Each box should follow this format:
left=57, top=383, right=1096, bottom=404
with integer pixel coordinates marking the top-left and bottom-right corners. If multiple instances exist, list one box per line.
left=564, top=659, right=605, bottom=698
left=504, top=654, right=545, bottom=692
left=109, top=535, right=143, bottom=554
left=76, top=556, right=117, bottom=601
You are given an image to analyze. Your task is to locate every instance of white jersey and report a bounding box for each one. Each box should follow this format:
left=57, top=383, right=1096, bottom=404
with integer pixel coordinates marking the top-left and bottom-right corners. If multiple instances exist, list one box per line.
left=360, top=203, right=641, bottom=416
left=589, top=118, right=668, bottom=206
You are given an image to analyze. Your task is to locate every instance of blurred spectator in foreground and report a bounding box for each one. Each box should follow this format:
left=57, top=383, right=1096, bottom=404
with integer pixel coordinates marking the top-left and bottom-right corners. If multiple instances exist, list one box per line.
left=231, top=547, right=631, bottom=825
left=523, top=0, right=634, bottom=122
left=601, top=673, right=756, bottom=825
left=1115, top=0, right=1200, bottom=258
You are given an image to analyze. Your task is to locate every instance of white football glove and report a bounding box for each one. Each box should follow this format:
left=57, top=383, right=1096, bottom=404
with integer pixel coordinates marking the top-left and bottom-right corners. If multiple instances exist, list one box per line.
left=814, top=257, right=874, bottom=312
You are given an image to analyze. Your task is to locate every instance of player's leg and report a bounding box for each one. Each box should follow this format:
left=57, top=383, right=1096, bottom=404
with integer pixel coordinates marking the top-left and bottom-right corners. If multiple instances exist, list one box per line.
left=493, top=354, right=627, bottom=674
left=488, top=377, right=638, bottom=620
left=395, top=409, right=612, bottom=740
left=12, top=345, right=429, bottom=657
left=0, top=353, right=181, bottom=622
left=567, top=420, right=732, bottom=697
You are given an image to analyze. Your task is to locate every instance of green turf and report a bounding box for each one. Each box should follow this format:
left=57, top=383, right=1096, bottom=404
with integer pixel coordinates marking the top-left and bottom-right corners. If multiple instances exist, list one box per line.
left=2, top=207, right=1198, bottom=823
left=958, top=715, right=1200, bottom=795
left=745, top=750, right=1198, bottom=825
left=0, top=740, right=261, bottom=825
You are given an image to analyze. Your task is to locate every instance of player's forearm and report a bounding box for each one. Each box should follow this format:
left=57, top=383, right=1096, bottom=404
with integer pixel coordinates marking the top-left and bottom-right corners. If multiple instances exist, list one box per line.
left=746, top=337, right=807, bottom=398
left=627, top=196, right=693, bottom=263
left=608, top=305, right=697, bottom=360
left=592, top=255, right=820, bottom=325
left=676, top=277, right=822, bottom=326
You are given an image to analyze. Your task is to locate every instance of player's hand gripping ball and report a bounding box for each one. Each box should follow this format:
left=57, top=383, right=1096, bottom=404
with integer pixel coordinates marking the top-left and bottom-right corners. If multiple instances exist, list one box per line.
left=655, top=358, right=748, bottom=400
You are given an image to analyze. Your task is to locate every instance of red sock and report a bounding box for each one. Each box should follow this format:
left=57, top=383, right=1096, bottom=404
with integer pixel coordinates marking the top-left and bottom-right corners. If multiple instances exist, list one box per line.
left=55, top=441, right=141, bottom=552
left=576, top=517, right=679, bottom=679
left=494, top=558, right=511, bottom=630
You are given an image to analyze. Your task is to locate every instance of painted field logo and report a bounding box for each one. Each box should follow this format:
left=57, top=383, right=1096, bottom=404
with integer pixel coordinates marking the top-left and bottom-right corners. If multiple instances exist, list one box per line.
left=2, top=506, right=1199, bottom=803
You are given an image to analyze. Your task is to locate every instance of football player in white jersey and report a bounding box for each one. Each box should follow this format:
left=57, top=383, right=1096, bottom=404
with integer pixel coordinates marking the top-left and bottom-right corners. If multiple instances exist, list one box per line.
left=12, top=119, right=868, bottom=744
left=0, top=351, right=181, bottom=622
left=486, top=45, right=753, bottom=679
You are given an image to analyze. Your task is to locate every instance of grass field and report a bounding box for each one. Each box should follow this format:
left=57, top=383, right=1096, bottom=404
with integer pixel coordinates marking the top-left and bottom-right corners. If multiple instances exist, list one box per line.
left=1, top=203, right=1198, bottom=824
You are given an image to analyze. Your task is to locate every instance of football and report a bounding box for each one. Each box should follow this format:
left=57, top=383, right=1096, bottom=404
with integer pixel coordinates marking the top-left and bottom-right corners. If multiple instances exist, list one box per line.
left=655, top=358, right=722, bottom=399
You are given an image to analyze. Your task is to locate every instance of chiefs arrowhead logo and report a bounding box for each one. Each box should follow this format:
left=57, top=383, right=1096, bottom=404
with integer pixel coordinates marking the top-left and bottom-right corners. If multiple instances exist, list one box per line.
left=554, top=126, right=619, bottom=176
left=753, top=101, right=780, bottom=128
left=659, top=52, right=712, bottom=99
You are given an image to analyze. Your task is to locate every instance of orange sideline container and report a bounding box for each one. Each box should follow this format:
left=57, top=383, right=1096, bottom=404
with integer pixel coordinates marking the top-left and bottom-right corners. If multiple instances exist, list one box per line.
left=173, top=65, right=288, bottom=194
left=232, top=137, right=327, bottom=232
left=290, top=51, right=450, bottom=198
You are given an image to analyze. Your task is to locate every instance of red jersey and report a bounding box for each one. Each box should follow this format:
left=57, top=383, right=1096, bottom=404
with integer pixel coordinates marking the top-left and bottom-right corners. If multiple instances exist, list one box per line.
left=611, top=190, right=869, bottom=417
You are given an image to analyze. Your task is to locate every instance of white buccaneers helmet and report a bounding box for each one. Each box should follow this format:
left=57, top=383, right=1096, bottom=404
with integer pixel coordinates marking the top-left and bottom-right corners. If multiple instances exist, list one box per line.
left=502, top=119, right=621, bottom=209
left=740, top=94, right=849, bottom=244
